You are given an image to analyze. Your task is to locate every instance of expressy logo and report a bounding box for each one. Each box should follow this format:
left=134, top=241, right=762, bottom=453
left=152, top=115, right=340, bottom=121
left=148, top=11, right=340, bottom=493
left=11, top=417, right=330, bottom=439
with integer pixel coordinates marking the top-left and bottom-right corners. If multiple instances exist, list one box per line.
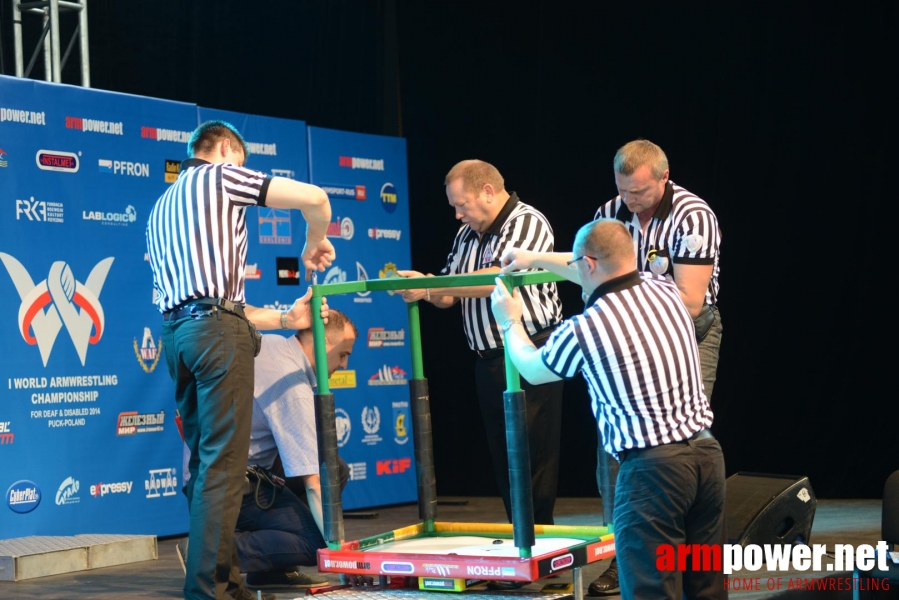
left=55, top=476, right=80, bottom=505
left=82, top=205, right=137, bottom=226
left=117, top=410, right=165, bottom=436
left=98, top=159, right=150, bottom=177
left=376, top=457, right=411, bottom=475
left=326, top=216, right=354, bottom=240
left=15, top=197, right=64, bottom=223
left=36, top=149, right=79, bottom=173
left=369, top=365, right=407, bottom=386
left=164, top=159, right=181, bottom=183
left=361, top=406, right=382, bottom=446
left=368, top=327, right=405, bottom=348
left=380, top=183, right=398, bottom=213
left=145, top=468, right=178, bottom=498
left=335, top=408, right=351, bottom=447
left=134, top=326, right=162, bottom=372
left=378, top=262, right=400, bottom=296
left=0, top=420, right=14, bottom=445
left=0, top=254, right=113, bottom=366
left=7, top=480, right=41, bottom=513
left=393, top=401, right=409, bottom=445
left=368, top=227, right=402, bottom=241
left=90, top=481, right=133, bottom=497
left=259, top=208, right=292, bottom=245
left=338, top=156, right=385, bottom=171
left=0, top=147, right=8, bottom=167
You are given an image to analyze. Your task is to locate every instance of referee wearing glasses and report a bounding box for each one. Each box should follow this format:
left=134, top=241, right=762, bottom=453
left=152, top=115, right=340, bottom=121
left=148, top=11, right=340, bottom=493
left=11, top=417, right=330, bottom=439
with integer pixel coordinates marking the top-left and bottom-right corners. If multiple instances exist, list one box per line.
left=146, top=120, right=334, bottom=600
left=492, top=218, right=726, bottom=600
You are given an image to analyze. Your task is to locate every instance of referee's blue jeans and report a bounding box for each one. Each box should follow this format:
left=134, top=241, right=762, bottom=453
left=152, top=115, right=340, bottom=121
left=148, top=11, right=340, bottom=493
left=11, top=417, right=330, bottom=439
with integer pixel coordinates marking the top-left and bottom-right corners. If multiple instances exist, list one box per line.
left=162, top=310, right=257, bottom=600
left=614, top=437, right=727, bottom=600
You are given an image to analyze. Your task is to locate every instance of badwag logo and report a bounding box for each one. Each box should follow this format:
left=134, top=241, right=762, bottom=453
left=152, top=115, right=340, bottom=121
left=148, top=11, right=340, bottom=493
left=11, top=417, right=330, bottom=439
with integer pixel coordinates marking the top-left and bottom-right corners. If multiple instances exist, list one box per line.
left=338, top=155, right=385, bottom=171
left=117, top=410, right=165, bottom=436
left=36, top=149, right=79, bottom=173
left=361, top=406, right=382, bottom=446
left=7, top=480, right=41, bottom=513
left=55, top=476, right=80, bottom=505
left=145, top=468, right=178, bottom=498
left=368, top=365, right=407, bottom=386
left=0, top=420, right=14, bottom=445
left=134, top=326, right=162, bottom=372
left=0, top=254, right=113, bottom=366
left=326, top=216, right=354, bottom=240
left=98, top=159, right=150, bottom=177
left=82, top=205, right=137, bottom=226
left=15, top=196, right=64, bottom=223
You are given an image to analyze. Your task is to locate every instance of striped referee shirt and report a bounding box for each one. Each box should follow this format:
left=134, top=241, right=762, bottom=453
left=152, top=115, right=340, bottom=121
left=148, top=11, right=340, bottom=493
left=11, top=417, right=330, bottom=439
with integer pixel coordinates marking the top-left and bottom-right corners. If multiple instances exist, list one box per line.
left=541, top=271, right=713, bottom=459
left=595, top=181, right=721, bottom=306
left=146, top=158, right=271, bottom=312
left=441, top=193, right=562, bottom=352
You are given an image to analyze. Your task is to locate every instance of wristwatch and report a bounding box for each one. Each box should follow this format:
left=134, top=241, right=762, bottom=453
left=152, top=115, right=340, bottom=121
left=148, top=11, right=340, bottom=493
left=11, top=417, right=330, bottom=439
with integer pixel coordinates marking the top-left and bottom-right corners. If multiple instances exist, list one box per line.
left=501, top=319, right=522, bottom=334
left=280, top=310, right=289, bottom=330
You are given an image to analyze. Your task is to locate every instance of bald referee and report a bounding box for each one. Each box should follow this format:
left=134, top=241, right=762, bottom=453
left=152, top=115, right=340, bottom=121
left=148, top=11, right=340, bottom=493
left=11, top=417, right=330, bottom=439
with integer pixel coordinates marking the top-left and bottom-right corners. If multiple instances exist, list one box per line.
left=146, top=120, right=334, bottom=600
left=491, top=219, right=726, bottom=600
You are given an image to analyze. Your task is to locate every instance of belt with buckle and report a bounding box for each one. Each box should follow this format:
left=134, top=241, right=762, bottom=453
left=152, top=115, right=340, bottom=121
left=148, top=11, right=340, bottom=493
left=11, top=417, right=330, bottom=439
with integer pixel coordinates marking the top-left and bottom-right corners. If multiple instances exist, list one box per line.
left=163, top=298, right=244, bottom=321
left=618, top=428, right=713, bottom=461
left=476, top=324, right=558, bottom=360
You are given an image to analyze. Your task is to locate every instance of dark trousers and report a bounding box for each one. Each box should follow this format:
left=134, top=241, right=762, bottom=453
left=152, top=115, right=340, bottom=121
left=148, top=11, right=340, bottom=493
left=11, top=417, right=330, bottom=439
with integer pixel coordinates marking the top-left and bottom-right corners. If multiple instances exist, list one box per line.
left=235, top=481, right=326, bottom=573
left=162, top=311, right=257, bottom=600
left=475, top=353, right=563, bottom=525
left=614, top=438, right=727, bottom=600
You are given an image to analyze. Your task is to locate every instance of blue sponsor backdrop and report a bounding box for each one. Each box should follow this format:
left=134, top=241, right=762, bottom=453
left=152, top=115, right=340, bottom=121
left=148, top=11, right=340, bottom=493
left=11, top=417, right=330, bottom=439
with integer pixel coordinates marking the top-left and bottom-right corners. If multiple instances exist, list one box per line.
left=0, top=75, right=414, bottom=539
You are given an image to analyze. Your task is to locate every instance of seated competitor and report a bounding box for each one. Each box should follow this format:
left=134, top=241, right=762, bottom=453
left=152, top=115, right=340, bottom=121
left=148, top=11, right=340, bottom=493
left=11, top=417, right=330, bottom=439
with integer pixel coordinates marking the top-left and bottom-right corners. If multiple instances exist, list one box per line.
left=237, top=308, right=358, bottom=590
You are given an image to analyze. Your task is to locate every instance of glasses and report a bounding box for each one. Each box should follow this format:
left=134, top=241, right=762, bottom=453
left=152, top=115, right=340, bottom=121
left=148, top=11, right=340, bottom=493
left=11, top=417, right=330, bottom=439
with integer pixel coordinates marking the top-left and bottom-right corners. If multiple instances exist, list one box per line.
left=566, top=255, right=597, bottom=267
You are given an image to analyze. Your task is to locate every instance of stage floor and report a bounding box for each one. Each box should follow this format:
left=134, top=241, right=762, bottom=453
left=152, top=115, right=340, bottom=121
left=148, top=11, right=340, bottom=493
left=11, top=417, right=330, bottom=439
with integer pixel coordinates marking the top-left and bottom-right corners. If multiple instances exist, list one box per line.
left=0, top=497, right=885, bottom=599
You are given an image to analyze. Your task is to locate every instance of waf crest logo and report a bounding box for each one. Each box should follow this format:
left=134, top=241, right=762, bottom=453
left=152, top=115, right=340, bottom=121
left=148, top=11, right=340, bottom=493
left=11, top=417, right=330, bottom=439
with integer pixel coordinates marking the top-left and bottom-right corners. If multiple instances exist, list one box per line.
left=0, top=254, right=113, bottom=366
left=134, top=326, right=163, bottom=373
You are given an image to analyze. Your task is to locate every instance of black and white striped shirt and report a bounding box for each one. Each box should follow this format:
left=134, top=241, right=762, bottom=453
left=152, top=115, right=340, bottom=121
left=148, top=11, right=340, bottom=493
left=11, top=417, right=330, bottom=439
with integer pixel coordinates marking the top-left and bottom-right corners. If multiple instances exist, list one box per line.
left=146, top=158, right=271, bottom=312
left=541, top=271, right=713, bottom=459
left=441, top=193, right=562, bottom=352
left=595, top=181, right=721, bottom=306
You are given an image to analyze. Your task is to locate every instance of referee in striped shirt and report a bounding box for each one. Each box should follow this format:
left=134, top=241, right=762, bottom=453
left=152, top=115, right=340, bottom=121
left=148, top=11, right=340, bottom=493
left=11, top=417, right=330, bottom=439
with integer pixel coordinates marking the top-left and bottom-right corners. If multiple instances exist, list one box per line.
left=146, top=120, right=334, bottom=600
left=397, top=160, right=564, bottom=555
left=492, top=218, right=726, bottom=600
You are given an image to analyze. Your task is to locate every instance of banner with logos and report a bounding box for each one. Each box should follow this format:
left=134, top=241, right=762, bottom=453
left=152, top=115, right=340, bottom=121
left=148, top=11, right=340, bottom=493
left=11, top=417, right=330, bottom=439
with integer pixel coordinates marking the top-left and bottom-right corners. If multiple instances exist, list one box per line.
left=306, top=127, right=415, bottom=510
left=0, top=74, right=194, bottom=538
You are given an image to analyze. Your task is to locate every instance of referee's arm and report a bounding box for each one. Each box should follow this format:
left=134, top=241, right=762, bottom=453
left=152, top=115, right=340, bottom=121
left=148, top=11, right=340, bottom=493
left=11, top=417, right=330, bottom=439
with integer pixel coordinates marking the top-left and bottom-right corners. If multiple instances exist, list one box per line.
left=397, top=267, right=499, bottom=307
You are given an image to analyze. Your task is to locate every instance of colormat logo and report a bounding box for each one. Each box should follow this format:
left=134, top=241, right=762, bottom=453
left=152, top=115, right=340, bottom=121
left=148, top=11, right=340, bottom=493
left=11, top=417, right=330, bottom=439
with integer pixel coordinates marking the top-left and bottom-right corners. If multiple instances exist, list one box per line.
left=36, top=150, right=79, bottom=173
left=0, top=254, right=113, bottom=366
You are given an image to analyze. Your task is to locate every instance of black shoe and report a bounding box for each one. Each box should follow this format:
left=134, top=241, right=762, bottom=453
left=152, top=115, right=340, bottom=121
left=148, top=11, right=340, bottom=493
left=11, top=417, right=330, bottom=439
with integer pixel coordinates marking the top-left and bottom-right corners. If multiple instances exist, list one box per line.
left=174, top=538, right=188, bottom=575
left=233, top=588, right=276, bottom=600
left=588, top=557, right=619, bottom=596
left=487, top=580, right=528, bottom=590
left=246, top=569, right=329, bottom=589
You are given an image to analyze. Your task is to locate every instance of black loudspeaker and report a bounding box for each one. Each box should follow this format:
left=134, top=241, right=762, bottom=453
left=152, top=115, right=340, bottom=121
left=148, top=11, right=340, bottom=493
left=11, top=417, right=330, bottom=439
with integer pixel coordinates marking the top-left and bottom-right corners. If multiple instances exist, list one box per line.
left=725, top=472, right=817, bottom=546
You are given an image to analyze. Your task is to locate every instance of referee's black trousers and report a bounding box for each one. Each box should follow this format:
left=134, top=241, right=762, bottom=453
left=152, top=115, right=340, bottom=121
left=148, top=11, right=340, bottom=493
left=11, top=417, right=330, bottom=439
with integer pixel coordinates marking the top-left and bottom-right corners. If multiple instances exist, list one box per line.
left=162, top=310, right=257, bottom=600
left=475, top=352, right=563, bottom=525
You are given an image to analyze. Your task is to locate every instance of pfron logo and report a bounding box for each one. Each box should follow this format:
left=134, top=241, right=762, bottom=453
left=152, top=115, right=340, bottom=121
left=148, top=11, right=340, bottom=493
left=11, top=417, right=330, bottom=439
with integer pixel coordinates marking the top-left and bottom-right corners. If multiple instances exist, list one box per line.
left=335, top=408, right=351, bottom=447
left=7, top=480, right=41, bottom=513
left=0, top=147, right=8, bottom=167
left=338, top=156, right=385, bottom=171
left=0, top=420, right=14, bottom=445
left=0, top=254, right=113, bottom=366
left=15, top=197, right=64, bottom=223
left=259, top=208, right=292, bottom=245
left=36, top=149, right=79, bottom=173
left=361, top=406, right=382, bottom=446
left=145, top=468, right=178, bottom=498
left=376, top=457, right=411, bottom=475
left=369, top=365, right=407, bottom=386
left=378, top=262, right=400, bottom=296
left=98, top=159, right=149, bottom=177
left=380, top=183, right=398, bottom=213
left=326, top=216, right=354, bottom=240
left=55, top=477, right=80, bottom=505
left=134, top=326, right=162, bottom=372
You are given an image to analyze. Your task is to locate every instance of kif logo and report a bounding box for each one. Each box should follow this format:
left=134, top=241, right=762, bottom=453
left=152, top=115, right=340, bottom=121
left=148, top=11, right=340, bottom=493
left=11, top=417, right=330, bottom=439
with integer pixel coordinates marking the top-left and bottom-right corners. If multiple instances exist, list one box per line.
left=376, top=457, right=411, bottom=475
left=15, top=197, right=64, bottom=223
left=134, top=326, right=162, bottom=373
left=145, top=468, right=178, bottom=498
left=36, top=149, right=79, bottom=173
left=0, top=147, right=8, bottom=167
left=368, top=365, right=407, bottom=386
left=326, top=216, right=355, bottom=241
left=0, top=420, right=13, bottom=445
left=0, top=254, right=113, bottom=366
